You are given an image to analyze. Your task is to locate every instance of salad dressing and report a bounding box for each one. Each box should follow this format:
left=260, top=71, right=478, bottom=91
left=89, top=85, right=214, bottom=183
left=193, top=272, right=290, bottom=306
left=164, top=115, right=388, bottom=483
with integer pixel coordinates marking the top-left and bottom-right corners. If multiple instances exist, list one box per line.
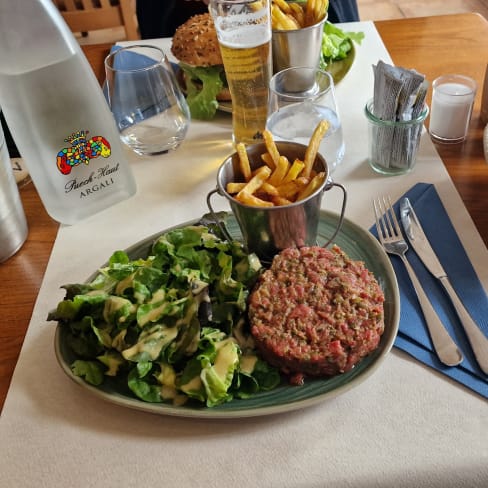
left=180, top=375, right=203, bottom=394
left=122, top=324, right=178, bottom=361
left=115, top=272, right=136, bottom=296
left=214, top=339, right=239, bottom=379
left=103, top=296, right=134, bottom=324
left=239, top=354, right=258, bottom=375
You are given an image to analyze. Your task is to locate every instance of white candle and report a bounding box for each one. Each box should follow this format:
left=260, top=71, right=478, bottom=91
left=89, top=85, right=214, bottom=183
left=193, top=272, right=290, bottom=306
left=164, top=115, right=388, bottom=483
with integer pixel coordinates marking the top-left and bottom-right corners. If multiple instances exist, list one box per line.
left=430, top=76, right=476, bottom=143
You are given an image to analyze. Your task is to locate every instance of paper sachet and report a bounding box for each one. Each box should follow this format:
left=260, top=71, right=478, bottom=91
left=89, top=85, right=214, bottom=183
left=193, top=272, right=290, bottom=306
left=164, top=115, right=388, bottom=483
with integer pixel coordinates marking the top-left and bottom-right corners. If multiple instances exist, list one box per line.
left=371, top=61, right=428, bottom=170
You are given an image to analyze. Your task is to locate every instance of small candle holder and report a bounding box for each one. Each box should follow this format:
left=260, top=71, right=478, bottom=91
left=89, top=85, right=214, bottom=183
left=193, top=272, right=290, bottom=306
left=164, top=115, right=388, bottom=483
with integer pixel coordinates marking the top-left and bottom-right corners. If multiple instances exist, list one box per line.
left=429, top=74, right=477, bottom=144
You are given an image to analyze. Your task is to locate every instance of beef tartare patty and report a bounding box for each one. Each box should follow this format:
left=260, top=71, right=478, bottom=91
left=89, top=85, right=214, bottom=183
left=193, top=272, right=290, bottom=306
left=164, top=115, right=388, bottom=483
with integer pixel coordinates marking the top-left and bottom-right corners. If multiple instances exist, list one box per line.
left=248, top=246, right=385, bottom=378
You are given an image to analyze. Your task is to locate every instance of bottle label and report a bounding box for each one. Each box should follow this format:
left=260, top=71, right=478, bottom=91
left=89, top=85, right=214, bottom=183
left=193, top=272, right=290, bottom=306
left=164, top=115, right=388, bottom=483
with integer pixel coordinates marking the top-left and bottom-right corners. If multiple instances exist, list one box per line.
left=55, top=129, right=122, bottom=197
left=56, top=129, right=111, bottom=175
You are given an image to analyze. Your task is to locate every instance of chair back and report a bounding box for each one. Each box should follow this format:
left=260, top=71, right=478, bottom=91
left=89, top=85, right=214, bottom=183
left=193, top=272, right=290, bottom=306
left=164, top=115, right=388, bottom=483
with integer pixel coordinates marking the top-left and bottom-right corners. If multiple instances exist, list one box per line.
left=53, top=0, right=139, bottom=40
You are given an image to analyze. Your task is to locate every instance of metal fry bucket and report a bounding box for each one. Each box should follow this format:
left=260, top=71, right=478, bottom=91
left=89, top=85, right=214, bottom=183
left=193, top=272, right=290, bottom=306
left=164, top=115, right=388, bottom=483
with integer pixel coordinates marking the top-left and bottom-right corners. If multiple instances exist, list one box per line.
left=272, top=15, right=327, bottom=73
left=207, top=141, right=346, bottom=263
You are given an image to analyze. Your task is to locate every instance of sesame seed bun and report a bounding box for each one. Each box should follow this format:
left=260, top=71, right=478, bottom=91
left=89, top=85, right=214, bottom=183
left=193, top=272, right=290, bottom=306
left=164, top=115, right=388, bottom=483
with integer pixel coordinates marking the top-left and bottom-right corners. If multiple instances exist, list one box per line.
left=171, top=13, right=223, bottom=67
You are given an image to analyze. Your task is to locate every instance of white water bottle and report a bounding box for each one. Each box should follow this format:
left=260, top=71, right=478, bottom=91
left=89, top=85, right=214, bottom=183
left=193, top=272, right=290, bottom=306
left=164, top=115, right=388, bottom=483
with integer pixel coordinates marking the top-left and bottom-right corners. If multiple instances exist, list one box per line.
left=0, top=1, right=136, bottom=225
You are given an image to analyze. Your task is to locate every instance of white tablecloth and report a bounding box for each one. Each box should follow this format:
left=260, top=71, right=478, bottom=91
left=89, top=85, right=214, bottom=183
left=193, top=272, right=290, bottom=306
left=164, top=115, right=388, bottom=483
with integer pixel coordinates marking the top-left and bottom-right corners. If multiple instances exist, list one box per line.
left=1, top=22, right=487, bottom=488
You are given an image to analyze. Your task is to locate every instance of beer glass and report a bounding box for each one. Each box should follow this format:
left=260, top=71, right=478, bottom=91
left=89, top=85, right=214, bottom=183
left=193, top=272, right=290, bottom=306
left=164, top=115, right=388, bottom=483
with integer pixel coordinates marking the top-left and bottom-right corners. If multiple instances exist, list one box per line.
left=209, top=0, right=272, bottom=146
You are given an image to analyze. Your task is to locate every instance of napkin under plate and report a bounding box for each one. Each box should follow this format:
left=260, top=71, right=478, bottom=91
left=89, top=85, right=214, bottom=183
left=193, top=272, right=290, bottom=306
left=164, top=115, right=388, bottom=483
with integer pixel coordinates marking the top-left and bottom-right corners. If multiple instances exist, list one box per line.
left=370, top=182, right=488, bottom=398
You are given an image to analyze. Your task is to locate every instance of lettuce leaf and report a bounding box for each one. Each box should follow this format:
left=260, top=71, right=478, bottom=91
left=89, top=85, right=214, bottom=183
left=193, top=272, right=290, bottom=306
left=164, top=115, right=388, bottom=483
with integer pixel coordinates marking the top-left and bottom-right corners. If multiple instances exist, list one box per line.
left=179, top=63, right=224, bottom=120
left=320, top=22, right=364, bottom=68
left=71, top=360, right=104, bottom=386
left=197, top=329, right=240, bottom=407
left=127, top=366, right=163, bottom=403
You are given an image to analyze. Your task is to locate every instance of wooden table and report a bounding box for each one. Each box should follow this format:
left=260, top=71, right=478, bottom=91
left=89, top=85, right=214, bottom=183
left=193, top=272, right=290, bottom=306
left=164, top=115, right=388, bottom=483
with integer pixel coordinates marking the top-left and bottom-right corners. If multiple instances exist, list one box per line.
left=1, top=13, right=487, bottom=413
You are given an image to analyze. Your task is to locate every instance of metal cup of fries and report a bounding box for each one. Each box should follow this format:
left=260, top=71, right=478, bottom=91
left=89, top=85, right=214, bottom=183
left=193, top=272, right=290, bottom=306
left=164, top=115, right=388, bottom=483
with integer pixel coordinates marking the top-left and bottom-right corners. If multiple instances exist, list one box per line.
left=271, top=0, right=328, bottom=73
left=207, top=135, right=346, bottom=262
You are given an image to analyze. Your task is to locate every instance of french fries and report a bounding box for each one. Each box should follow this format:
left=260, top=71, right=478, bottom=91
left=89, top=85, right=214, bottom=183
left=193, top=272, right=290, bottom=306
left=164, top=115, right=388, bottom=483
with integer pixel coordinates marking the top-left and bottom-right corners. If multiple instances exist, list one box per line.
left=303, top=119, right=329, bottom=177
left=225, top=123, right=329, bottom=208
left=271, top=0, right=328, bottom=30
left=262, top=130, right=280, bottom=168
left=236, top=143, right=252, bottom=180
left=236, top=165, right=272, bottom=198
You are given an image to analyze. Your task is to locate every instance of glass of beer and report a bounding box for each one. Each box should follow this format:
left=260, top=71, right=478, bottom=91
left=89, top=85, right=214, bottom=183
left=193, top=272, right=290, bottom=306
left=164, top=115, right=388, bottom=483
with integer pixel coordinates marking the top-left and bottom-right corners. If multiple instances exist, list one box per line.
left=209, top=0, right=272, bottom=146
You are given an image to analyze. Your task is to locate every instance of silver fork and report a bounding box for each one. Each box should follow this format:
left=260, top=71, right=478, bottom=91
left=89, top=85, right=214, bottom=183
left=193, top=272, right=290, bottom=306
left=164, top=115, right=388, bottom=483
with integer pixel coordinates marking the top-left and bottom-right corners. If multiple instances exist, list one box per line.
left=373, top=196, right=463, bottom=367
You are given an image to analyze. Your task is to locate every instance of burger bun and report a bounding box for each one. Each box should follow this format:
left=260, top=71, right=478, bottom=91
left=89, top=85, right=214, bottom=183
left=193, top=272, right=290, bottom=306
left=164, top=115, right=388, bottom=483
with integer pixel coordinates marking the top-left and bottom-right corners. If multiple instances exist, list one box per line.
left=171, top=13, right=223, bottom=67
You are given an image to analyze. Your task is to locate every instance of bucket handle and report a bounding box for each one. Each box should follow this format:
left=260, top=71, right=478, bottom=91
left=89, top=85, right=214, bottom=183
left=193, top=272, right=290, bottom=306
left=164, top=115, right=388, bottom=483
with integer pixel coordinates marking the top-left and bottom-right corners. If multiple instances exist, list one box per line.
left=321, top=180, right=347, bottom=248
left=206, top=180, right=347, bottom=250
left=206, top=187, right=235, bottom=243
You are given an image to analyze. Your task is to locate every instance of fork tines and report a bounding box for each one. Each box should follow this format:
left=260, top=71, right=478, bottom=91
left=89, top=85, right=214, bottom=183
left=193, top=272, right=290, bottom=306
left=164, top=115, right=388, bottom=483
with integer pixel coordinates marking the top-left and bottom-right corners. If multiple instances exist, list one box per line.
left=373, top=196, right=401, bottom=241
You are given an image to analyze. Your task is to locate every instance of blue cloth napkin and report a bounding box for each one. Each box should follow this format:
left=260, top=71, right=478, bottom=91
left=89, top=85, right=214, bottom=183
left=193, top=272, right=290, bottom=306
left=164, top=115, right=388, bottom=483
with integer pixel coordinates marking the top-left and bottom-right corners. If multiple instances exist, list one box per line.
left=370, top=182, right=488, bottom=398
left=104, top=45, right=160, bottom=99
left=104, top=46, right=149, bottom=106
left=108, top=45, right=161, bottom=70
left=107, top=45, right=179, bottom=73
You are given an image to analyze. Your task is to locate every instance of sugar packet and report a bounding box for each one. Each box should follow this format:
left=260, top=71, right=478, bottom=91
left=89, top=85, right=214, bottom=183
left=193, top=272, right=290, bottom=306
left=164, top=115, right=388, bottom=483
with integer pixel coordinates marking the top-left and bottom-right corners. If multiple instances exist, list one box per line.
left=370, top=61, right=428, bottom=170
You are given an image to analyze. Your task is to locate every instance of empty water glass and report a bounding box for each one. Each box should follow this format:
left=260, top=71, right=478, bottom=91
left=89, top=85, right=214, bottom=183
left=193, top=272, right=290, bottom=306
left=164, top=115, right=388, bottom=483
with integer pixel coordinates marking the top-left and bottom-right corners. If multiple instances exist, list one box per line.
left=105, top=45, right=190, bottom=156
left=266, top=67, right=345, bottom=173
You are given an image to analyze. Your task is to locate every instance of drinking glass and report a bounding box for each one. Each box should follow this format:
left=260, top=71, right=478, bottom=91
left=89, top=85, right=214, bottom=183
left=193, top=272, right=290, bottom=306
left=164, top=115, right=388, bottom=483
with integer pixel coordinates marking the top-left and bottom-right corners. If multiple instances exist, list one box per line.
left=267, top=67, right=345, bottom=173
left=209, top=0, right=272, bottom=146
left=365, top=99, right=428, bottom=175
left=105, top=45, right=190, bottom=155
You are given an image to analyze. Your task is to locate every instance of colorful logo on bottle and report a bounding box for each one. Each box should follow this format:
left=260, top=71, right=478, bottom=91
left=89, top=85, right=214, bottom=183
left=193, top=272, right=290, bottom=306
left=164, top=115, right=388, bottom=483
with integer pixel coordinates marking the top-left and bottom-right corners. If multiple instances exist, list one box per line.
left=56, top=130, right=111, bottom=175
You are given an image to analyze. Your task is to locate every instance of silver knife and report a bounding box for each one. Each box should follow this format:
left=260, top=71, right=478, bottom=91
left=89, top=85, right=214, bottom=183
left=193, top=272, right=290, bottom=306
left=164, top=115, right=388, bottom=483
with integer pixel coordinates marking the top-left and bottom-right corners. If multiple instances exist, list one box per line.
left=401, top=197, right=488, bottom=375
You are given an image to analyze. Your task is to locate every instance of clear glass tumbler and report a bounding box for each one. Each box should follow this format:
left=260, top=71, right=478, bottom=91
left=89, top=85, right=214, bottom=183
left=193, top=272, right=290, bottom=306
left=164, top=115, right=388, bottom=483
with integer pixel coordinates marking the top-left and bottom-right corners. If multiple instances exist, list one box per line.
left=365, top=99, right=429, bottom=175
left=105, top=45, right=190, bottom=156
left=266, top=66, right=345, bottom=173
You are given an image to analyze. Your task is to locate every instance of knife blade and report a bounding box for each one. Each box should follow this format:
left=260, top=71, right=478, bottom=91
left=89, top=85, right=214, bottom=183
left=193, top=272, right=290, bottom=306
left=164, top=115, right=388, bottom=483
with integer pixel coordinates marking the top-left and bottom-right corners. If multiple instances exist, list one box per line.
left=400, top=197, right=488, bottom=374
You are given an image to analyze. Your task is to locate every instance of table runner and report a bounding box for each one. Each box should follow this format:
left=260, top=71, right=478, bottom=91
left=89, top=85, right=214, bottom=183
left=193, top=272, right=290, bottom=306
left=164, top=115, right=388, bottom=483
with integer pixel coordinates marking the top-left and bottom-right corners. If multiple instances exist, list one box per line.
left=1, top=22, right=487, bottom=488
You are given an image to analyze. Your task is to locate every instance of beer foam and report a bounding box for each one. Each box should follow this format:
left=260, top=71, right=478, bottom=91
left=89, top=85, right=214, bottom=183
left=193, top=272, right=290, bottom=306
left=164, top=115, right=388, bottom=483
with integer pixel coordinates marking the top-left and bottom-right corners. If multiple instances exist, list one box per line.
left=214, top=6, right=271, bottom=49
left=217, top=23, right=271, bottom=49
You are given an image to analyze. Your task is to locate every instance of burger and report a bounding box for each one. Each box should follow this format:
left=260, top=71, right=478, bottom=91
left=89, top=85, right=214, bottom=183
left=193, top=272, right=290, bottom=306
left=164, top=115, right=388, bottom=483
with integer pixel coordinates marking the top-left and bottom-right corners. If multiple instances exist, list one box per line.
left=171, top=13, right=231, bottom=120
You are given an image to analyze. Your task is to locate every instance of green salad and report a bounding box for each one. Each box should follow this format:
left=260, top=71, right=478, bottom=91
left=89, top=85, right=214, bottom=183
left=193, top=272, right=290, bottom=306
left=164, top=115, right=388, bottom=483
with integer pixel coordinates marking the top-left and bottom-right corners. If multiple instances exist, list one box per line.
left=48, top=224, right=280, bottom=408
left=320, top=21, right=364, bottom=69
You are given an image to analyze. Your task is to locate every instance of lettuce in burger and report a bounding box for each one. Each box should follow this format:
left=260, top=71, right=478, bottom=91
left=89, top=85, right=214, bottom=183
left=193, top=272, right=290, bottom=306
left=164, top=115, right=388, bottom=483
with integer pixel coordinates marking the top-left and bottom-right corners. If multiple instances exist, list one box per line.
left=171, top=13, right=231, bottom=120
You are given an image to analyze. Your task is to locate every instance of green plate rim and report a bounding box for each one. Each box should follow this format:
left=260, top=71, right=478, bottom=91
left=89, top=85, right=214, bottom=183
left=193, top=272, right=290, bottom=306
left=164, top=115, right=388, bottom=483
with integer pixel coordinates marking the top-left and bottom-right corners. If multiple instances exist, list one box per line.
left=325, top=43, right=356, bottom=85
left=54, top=210, right=400, bottom=418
